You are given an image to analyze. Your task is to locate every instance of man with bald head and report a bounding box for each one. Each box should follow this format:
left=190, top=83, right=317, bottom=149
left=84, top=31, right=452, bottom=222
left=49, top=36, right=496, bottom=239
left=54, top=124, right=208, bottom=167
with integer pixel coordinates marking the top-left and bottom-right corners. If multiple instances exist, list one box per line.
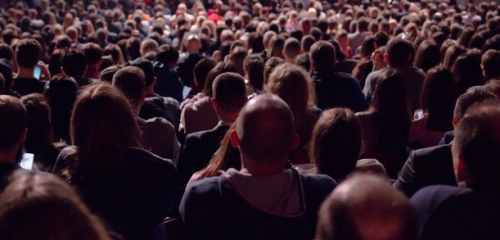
left=411, top=101, right=500, bottom=240
left=317, top=174, right=418, bottom=240
left=179, top=94, right=336, bottom=240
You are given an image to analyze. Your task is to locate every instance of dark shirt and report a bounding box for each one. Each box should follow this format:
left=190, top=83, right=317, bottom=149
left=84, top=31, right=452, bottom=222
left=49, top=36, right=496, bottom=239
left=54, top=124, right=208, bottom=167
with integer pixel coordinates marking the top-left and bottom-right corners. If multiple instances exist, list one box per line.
left=153, top=61, right=184, bottom=102
left=394, top=144, right=456, bottom=197
left=139, top=94, right=180, bottom=129
left=311, top=69, right=368, bottom=112
left=13, top=77, right=46, bottom=96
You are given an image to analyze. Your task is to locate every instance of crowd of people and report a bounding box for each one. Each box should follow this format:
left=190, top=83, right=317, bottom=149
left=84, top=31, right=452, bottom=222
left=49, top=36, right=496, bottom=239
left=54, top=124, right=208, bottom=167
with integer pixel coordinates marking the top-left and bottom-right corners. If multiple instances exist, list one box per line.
left=0, top=0, right=500, bottom=239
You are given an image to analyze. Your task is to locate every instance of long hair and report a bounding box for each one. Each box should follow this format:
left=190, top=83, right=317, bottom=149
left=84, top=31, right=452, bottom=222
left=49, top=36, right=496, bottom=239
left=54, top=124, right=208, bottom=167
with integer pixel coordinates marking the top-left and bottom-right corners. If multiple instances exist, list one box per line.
left=63, top=83, right=142, bottom=183
left=451, top=49, right=485, bottom=96
left=414, top=40, right=440, bottom=73
left=421, top=66, right=456, bottom=132
left=0, top=170, right=111, bottom=240
left=370, top=69, right=411, bottom=150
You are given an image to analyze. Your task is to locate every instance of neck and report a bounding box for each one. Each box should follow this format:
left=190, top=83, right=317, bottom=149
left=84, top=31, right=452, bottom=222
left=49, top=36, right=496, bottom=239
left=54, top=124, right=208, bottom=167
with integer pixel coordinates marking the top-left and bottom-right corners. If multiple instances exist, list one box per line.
left=17, top=67, right=35, bottom=78
left=240, top=159, right=286, bottom=177
left=285, top=57, right=296, bottom=64
left=0, top=147, right=19, bottom=164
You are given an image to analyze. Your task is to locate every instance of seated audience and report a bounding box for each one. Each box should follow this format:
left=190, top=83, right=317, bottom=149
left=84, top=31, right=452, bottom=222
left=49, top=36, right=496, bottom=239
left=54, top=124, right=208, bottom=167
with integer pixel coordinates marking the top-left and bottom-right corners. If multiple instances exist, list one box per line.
left=12, top=39, right=46, bottom=96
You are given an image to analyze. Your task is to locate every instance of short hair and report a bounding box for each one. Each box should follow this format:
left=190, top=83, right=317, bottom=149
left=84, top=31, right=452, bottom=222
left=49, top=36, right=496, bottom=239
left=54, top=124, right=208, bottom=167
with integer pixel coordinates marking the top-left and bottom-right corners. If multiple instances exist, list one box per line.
left=156, top=45, right=179, bottom=67
left=264, top=57, right=285, bottom=81
left=243, top=56, right=265, bottom=91
left=311, top=108, right=361, bottom=181
left=454, top=101, right=500, bottom=184
left=20, top=94, right=53, bottom=156
left=0, top=95, right=27, bottom=150
left=482, top=50, right=500, bottom=79
left=0, top=43, right=13, bottom=60
left=0, top=170, right=111, bottom=240
left=386, top=38, right=415, bottom=68
left=317, top=174, right=418, bottom=240
left=140, top=38, right=159, bottom=56
left=301, top=35, right=315, bottom=53
left=103, top=44, right=124, bottom=65
left=194, top=58, right=217, bottom=90
left=374, top=32, right=389, bottom=47
left=212, top=72, right=247, bottom=113
left=99, top=65, right=123, bottom=83
left=229, top=47, right=248, bottom=76
left=454, top=86, right=498, bottom=121
left=284, top=38, right=301, bottom=59
left=16, top=38, right=41, bottom=68
left=130, top=58, right=155, bottom=87
left=310, top=41, right=335, bottom=71
left=112, top=66, right=145, bottom=107
left=61, top=48, right=87, bottom=77
left=310, top=27, right=323, bottom=41
left=236, top=94, right=296, bottom=163
left=203, top=62, right=237, bottom=97
left=82, top=43, right=102, bottom=66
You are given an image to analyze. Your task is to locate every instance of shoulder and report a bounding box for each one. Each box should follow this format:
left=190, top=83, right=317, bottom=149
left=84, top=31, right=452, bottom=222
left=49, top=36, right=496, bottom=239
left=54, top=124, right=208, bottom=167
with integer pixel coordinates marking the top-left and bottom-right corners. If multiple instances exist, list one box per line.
left=411, top=185, right=462, bottom=209
left=300, top=173, right=337, bottom=193
left=141, top=117, right=175, bottom=130
left=126, top=147, right=176, bottom=170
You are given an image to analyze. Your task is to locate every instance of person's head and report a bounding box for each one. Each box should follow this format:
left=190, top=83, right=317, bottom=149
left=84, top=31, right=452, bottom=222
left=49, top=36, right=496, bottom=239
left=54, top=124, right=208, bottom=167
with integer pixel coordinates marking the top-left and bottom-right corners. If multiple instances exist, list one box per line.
left=371, top=69, right=410, bottom=119
left=0, top=170, right=111, bottom=240
left=20, top=94, right=53, bottom=155
left=130, top=58, right=155, bottom=87
left=185, top=34, right=202, bottom=54
left=103, top=44, right=125, bottom=65
left=263, top=31, right=277, bottom=50
left=16, top=38, right=41, bottom=69
left=385, top=38, right=415, bottom=68
left=140, top=38, right=159, bottom=57
left=61, top=48, right=87, bottom=78
left=231, top=94, right=298, bottom=170
left=453, top=86, right=498, bottom=125
left=82, top=43, right=102, bottom=68
left=311, top=108, right=361, bottom=182
left=68, top=84, right=142, bottom=180
left=453, top=101, right=500, bottom=187
left=193, top=58, right=217, bottom=91
left=481, top=50, right=500, bottom=80
left=0, top=95, right=27, bottom=163
left=310, top=41, right=335, bottom=71
left=263, top=57, right=285, bottom=83
left=267, top=36, right=285, bottom=59
left=421, top=66, right=456, bottom=132
left=211, top=72, right=247, bottom=122
left=112, top=66, right=145, bottom=112
left=414, top=40, right=440, bottom=73
left=203, top=62, right=237, bottom=97
left=301, top=35, right=316, bottom=53
left=126, top=37, right=141, bottom=61
left=316, top=174, right=418, bottom=240
left=443, top=44, right=466, bottom=70
left=156, top=45, right=179, bottom=69
left=451, top=50, right=484, bottom=96
left=229, top=47, right=248, bottom=76
left=243, top=55, right=265, bottom=92
left=359, top=36, right=376, bottom=59
left=283, top=38, right=301, bottom=63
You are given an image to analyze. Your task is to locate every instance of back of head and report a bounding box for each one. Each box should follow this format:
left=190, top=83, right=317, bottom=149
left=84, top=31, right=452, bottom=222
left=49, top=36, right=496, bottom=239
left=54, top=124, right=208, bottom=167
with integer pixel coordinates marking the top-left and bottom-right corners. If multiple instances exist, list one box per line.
left=317, top=174, right=417, bottom=240
left=0, top=170, right=110, bottom=240
left=126, top=37, right=142, bottom=61
left=20, top=94, right=52, bottom=154
left=212, top=72, right=247, bottom=114
left=263, top=57, right=285, bottom=81
left=130, top=58, right=155, bottom=87
left=0, top=95, right=27, bottom=152
left=62, top=48, right=87, bottom=78
left=112, top=66, right=145, bottom=107
left=414, top=40, right=440, bottom=72
left=481, top=49, right=500, bottom=80
left=141, top=39, right=159, bottom=57
left=386, top=38, right=415, bottom=68
left=156, top=45, right=179, bottom=68
left=236, top=94, right=296, bottom=164
left=243, top=56, right=265, bottom=91
left=310, top=41, right=335, bottom=71
left=371, top=69, right=409, bottom=118
left=16, top=38, right=42, bottom=69
left=99, top=65, right=123, bottom=83
left=311, top=108, right=361, bottom=181
left=454, top=86, right=498, bottom=122
left=203, top=62, right=236, bottom=97
left=284, top=38, right=301, bottom=59
left=454, top=101, right=500, bottom=186
left=194, top=58, right=217, bottom=90
left=82, top=43, right=102, bottom=66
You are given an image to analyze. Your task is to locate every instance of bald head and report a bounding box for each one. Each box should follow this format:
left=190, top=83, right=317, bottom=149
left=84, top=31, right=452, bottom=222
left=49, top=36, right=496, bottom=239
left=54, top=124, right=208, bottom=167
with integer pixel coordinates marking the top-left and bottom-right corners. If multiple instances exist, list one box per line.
left=235, top=94, right=296, bottom=165
left=317, top=174, right=417, bottom=240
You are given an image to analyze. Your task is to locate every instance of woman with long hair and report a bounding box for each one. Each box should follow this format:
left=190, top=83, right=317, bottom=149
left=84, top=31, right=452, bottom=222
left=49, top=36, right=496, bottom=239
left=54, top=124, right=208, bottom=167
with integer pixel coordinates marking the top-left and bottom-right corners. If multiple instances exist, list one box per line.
left=414, top=40, right=441, bottom=73
left=53, top=83, right=177, bottom=240
left=356, top=70, right=411, bottom=178
left=408, top=66, right=456, bottom=149
left=266, top=63, right=320, bottom=164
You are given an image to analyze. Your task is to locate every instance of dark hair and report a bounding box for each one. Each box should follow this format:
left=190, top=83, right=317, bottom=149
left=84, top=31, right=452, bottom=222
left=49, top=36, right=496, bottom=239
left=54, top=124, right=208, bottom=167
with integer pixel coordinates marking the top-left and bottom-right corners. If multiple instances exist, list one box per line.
left=264, top=57, right=285, bottom=81
left=130, top=58, right=155, bottom=87
left=0, top=43, right=13, bottom=60
left=386, top=38, right=415, bottom=68
left=443, top=44, right=466, bottom=70
left=44, top=75, right=78, bottom=143
left=82, top=43, right=102, bottom=66
left=360, top=36, right=375, bottom=59
left=451, top=50, right=484, bottom=96
left=414, top=40, right=441, bottom=73
left=0, top=96, right=27, bottom=151
left=203, top=62, right=236, bottom=97
left=16, top=38, right=42, bottom=68
left=244, top=56, right=265, bottom=91
left=454, top=86, right=498, bottom=121
left=310, top=41, right=335, bottom=71
left=301, top=35, right=315, bottom=53
left=193, top=58, right=217, bottom=92
left=310, top=27, right=323, bottom=41
left=212, top=72, right=247, bottom=113
left=126, top=37, right=142, bottom=61
left=482, top=50, right=500, bottom=80
left=311, top=108, right=360, bottom=181
left=421, top=67, right=456, bottom=132
left=112, top=66, right=145, bottom=107
left=284, top=38, right=301, bottom=59
left=156, top=45, right=179, bottom=67
left=61, top=48, right=87, bottom=77
left=296, top=53, right=311, bottom=73
left=102, top=44, right=124, bottom=65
